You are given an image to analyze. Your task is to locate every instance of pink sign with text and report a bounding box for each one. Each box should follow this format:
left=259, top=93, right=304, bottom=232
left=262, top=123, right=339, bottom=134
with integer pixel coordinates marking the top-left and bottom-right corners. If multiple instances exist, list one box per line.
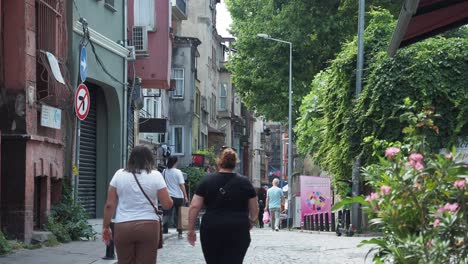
left=300, top=176, right=332, bottom=221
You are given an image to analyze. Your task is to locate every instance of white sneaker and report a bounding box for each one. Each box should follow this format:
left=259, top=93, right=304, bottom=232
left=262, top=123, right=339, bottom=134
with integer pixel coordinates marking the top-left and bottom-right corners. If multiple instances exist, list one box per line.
left=275, top=228, right=279, bottom=231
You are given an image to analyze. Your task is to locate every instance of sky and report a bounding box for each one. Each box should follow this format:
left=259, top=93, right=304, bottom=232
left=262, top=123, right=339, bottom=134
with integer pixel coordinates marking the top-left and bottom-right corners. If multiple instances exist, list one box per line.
left=216, top=1, right=234, bottom=38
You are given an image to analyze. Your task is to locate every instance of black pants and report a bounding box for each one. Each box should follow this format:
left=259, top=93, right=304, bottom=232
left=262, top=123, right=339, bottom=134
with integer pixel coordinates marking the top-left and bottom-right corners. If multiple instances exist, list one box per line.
left=258, top=210, right=264, bottom=228
left=200, top=224, right=251, bottom=264
left=163, top=197, right=184, bottom=234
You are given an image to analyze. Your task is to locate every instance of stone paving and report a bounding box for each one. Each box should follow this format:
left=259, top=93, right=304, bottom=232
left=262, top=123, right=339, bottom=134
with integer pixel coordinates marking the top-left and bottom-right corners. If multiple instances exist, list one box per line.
left=158, top=228, right=374, bottom=264
left=0, top=226, right=375, bottom=264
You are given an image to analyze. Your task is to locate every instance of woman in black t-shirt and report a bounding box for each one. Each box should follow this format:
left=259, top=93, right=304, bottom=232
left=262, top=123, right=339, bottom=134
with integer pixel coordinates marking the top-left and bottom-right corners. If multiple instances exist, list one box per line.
left=187, top=148, right=259, bottom=264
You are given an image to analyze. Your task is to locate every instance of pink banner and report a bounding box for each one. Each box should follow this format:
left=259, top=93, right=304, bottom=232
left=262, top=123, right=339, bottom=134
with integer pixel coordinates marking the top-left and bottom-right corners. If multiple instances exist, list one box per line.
left=300, top=176, right=332, bottom=221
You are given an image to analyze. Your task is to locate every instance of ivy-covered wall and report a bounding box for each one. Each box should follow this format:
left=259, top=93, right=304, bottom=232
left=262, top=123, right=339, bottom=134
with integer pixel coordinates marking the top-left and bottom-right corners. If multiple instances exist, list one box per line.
left=295, top=10, right=468, bottom=194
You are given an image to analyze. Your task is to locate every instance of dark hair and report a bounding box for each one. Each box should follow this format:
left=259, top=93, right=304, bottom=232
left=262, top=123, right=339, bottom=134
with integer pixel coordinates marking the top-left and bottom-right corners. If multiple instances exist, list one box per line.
left=126, top=144, right=155, bottom=173
left=216, top=148, right=238, bottom=170
left=166, top=156, right=178, bottom=169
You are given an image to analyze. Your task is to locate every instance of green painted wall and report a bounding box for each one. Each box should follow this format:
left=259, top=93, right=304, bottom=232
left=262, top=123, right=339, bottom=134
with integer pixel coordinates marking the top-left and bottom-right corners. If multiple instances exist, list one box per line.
left=70, top=0, right=126, bottom=218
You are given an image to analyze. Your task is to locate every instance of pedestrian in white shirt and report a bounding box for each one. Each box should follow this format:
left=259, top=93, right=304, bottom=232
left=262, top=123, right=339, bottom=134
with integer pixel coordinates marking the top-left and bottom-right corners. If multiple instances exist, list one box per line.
left=102, top=145, right=173, bottom=264
left=162, top=156, right=188, bottom=238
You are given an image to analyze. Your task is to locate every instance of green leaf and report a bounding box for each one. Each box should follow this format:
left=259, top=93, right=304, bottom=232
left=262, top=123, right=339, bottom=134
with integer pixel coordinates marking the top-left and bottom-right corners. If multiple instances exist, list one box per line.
left=331, top=196, right=368, bottom=211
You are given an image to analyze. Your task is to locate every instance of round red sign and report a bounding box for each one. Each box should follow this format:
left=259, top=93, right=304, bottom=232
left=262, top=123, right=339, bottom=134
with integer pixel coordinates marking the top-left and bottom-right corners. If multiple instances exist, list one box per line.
left=75, top=84, right=90, bottom=121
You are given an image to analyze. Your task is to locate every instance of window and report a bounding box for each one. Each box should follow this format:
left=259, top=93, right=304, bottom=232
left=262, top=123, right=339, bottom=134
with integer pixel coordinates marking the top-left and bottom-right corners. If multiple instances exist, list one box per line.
left=172, top=126, right=184, bottom=154
left=210, top=93, right=216, bottom=121
left=134, top=0, right=155, bottom=31
left=153, top=100, right=158, bottom=117
left=195, top=90, right=200, bottom=116
left=212, top=47, right=216, bottom=69
left=219, top=83, right=227, bottom=110
left=145, top=98, right=151, bottom=117
left=172, top=68, right=184, bottom=98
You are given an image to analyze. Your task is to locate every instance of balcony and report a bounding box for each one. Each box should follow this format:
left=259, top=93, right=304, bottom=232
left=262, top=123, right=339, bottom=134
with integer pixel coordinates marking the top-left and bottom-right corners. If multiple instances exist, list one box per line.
left=172, top=0, right=187, bottom=21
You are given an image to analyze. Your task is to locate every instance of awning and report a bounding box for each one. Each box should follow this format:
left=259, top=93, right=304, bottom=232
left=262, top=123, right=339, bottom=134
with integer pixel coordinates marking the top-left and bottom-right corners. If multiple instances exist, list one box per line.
left=139, top=118, right=167, bottom=133
left=388, top=0, right=468, bottom=56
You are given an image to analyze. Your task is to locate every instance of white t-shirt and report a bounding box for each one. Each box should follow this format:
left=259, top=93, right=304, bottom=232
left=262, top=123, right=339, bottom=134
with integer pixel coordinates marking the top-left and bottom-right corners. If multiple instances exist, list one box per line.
left=110, top=169, right=167, bottom=223
left=162, top=168, right=185, bottom=198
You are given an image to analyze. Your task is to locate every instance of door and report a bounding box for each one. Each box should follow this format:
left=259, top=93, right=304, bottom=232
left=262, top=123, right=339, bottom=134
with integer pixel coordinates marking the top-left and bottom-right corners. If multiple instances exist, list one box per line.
left=78, top=86, right=97, bottom=217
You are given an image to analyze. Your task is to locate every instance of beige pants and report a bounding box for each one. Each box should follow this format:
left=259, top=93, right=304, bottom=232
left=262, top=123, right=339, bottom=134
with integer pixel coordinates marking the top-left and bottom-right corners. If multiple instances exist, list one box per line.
left=114, top=220, right=160, bottom=264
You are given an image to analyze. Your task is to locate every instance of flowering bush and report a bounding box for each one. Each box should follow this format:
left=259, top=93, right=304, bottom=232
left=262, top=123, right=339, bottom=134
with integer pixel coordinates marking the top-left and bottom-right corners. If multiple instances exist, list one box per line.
left=333, top=101, right=467, bottom=263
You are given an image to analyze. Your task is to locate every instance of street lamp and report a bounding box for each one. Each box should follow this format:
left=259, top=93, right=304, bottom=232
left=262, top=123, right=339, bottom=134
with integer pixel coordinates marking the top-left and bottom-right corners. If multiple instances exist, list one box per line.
left=257, top=33, right=293, bottom=229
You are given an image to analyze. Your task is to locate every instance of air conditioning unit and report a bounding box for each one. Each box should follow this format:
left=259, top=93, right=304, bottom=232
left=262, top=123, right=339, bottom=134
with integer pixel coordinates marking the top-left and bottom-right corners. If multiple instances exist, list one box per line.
left=133, top=26, right=148, bottom=54
left=126, top=45, right=136, bottom=61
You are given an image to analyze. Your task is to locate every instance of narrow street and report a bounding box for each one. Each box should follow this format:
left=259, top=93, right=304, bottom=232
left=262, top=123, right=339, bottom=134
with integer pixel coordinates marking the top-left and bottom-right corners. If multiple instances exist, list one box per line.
left=0, top=228, right=373, bottom=264
left=159, top=229, right=373, bottom=264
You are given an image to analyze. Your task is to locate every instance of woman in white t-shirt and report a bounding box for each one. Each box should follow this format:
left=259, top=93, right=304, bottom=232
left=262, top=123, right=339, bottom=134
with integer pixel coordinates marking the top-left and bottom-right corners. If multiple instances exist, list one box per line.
left=162, top=156, right=188, bottom=238
left=102, top=145, right=173, bottom=264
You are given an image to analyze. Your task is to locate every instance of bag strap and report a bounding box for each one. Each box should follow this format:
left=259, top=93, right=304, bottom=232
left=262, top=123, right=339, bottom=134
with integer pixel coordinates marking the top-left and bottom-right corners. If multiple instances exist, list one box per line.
left=163, top=169, right=166, bottom=181
left=214, top=173, right=240, bottom=208
left=132, top=172, right=160, bottom=216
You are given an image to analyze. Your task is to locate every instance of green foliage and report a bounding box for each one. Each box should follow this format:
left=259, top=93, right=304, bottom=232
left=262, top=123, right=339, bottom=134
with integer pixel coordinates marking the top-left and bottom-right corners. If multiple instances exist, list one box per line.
left=194, top=147, right=217, bottom=166
left=0, top=230, right=12, bottom=255
left=180, top=167, right=206, bottom=199
left=295, top=9, right=468, bottom=194
left=46, top=184, right=96, bottom=242
left=43, top=235, right=59, bottom=247
left=334, top=105, right=468, bottom=263
left=226, top=0, right=401, bottom=121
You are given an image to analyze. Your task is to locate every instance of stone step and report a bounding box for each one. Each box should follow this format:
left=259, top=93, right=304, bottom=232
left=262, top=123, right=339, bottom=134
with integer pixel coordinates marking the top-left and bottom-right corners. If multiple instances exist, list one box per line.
left=31, top=231, right=54, bottom=244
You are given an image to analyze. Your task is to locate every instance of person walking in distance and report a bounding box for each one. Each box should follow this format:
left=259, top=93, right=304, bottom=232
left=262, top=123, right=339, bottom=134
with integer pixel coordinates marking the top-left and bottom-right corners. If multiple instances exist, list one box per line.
left=266, top=178, right=284, bottom=231
left=162, top=156, right=189, bottom=238
left=102, top=145, right=173, bottom=264
left=187, top=148, right=259, bottom=264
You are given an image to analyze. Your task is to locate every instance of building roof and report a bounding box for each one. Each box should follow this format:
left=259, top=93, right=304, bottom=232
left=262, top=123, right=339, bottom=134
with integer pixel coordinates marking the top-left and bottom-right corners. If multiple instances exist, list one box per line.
left=388, top=0, right=468, bottom=56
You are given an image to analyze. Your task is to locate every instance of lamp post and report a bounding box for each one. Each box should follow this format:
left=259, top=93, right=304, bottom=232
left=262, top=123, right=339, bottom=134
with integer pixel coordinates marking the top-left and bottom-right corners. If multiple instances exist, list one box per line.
left=257, top=33, right=293, bottom=229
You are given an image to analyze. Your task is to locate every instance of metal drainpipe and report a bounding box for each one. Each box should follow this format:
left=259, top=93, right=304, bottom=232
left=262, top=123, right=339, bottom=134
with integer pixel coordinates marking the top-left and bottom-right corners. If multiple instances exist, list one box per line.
left=122, top=0, right=128, bottom=165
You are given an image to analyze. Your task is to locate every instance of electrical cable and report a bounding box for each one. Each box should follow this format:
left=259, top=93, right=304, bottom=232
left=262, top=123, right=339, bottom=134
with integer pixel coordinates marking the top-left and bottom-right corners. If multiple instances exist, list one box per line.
left=74, top=0, right=127, bottom=87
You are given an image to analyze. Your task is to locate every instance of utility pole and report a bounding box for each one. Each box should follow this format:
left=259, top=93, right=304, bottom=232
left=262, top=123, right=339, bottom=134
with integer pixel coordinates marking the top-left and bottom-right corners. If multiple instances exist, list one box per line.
left=352, top=0, right=365, bottom=231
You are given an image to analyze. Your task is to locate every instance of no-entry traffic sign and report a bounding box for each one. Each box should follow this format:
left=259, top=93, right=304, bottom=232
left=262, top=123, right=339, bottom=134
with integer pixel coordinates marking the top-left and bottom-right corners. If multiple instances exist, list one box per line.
left=75, top=84, right=90, bottom=120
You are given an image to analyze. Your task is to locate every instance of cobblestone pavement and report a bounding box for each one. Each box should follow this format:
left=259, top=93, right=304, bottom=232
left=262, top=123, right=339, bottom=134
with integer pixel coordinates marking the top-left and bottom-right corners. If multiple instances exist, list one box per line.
left=158, top=228, right=374, bottom=264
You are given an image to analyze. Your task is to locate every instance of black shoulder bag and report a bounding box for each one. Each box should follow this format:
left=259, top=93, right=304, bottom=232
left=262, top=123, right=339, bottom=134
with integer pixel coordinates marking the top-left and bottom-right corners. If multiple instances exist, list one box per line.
left=132, top=172, right=163, bottom=249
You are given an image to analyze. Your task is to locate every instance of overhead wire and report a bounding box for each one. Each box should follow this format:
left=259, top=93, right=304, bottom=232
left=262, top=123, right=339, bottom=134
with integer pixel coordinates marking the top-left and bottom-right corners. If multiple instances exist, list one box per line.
left=74, top=0, right=127, bottom=86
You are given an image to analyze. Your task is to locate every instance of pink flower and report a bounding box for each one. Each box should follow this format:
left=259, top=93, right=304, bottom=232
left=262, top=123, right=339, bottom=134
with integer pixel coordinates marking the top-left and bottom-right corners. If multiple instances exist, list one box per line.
left=380, top=185, right=391, bottom=195
left=407, top=153, right=424, bottom=170
left=407, top=160, right=424, bottom=171
left=437, top=206, right=446, bottom=214
left=445, top=153, right=453, bottom=160
left=385, top=147, right=400, bottom=159
left=454, top=180, right=466, bottom=189
left=433, top=219, right=441, bottom=228
left=438, top=203, right=459, bottom=215
left=365, top=192, right=380, bottom=202
left=413, top=162, right=424, bottom=170
left=427, top=239, right=435, bottom=249
left=409, top=153, right=424, bottom=163
left=445, top=203, right=459, bottom=213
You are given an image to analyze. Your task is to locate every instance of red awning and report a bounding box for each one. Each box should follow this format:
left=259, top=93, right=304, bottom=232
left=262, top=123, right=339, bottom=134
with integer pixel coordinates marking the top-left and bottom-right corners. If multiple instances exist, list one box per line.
left=388, top=0, right=468, bottom=56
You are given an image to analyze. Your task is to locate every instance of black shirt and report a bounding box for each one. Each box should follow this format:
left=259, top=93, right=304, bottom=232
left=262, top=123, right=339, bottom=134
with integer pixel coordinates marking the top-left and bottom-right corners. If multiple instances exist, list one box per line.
left=195, top=172, right=256, bottom=228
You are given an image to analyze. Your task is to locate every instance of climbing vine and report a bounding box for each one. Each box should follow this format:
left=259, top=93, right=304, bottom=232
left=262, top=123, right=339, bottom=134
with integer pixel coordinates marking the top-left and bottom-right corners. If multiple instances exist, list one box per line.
left=295, top=9, right=468, bottom=195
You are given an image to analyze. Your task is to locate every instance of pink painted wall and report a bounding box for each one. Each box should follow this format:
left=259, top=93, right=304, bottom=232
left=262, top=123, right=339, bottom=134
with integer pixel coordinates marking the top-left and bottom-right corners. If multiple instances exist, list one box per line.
left=128, top=0, right=172, bottom=89
left=1, top=0, right=67, bottom=242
